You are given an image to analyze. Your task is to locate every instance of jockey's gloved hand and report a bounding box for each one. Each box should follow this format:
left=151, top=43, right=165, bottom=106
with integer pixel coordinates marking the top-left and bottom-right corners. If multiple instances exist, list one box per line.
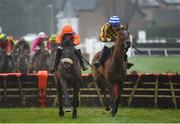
left=35, top=46, right=40, bottom=51
left=45, top=47, right=48, bottom=51
left=48, top=50, right=51, bottom=54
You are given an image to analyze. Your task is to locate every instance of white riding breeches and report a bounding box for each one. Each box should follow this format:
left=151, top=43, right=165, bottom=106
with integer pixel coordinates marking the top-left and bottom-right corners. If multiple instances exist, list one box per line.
left=104, top=42, right=115, bottom=48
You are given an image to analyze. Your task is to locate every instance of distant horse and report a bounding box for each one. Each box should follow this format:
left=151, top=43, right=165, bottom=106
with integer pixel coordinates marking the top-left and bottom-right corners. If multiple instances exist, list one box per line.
left=92, top=26, right=130, bottom=116
left=32, top=40, right=51, bottom=73
left=14, top=39, right=30, bottom=73
left=54, top=47, right=81, bottom=119
left=0, top=48, right=13, bottom=73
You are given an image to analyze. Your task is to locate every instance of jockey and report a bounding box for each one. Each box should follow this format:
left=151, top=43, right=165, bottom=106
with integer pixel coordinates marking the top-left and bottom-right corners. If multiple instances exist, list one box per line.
left=97, top=16, right=133, bottom=69
left=0, top=33, right=14, bottom=54
left=51, top=24, right=88, bottom=72
left=31, top=32, right=51, bottom=61
left=32, top=32, right=51, bottom=62
left=0, top=33, right=14, bottom=69
left=32, top=32, right=51, bottom=52
left=7, top=35, right=16, bottom=47
left=49, top=34, right=57, bottom=54
left=49, top=34, right=56, bottom=45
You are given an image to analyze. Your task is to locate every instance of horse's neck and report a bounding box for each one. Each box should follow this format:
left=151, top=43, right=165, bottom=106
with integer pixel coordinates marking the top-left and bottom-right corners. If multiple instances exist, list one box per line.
left=112, top=37, right=124, bottom=64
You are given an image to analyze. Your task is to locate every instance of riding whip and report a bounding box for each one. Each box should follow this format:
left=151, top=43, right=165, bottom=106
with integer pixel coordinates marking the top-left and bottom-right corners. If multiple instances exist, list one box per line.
left=131, top=45, right=143, bottom=54
left=72, top=46, right=92, bottom=67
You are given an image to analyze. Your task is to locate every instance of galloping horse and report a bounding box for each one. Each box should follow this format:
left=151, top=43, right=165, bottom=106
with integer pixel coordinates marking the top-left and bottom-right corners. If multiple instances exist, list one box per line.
left=32, top=40, right=51, bottom=73
left=0, top=48, right=13, bottom=73
left=14, top=40, right=30, bottom=73
left=54, top=47, right=81, bottom=119
left=92, top=26, right=130, bottom=116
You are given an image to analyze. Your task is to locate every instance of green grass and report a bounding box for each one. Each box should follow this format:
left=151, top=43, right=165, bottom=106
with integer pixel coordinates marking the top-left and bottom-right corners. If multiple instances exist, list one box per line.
left=83, top=56, right=180, bottom=74
left=0, top=107, right=179, bottom=123
left=128, top=56, right=180, bottom=73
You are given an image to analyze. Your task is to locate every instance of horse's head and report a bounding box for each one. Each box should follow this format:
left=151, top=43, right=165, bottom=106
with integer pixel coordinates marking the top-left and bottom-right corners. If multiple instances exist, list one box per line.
left=59, top=47, right=76, bottom=69
left=40, top=40, right=48, bottom=52
left=116, top=26, right=131, bottom=49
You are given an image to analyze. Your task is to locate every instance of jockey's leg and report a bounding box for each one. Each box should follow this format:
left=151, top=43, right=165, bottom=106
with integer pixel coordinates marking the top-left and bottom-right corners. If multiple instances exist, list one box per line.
left=97, top=46, right=109, bottom=68
left=124, top=53, right=134, bottom=69
left=96, top=41, right=115, bottom=68
left=50, top=46, right=63, bottom=72
left=74, top=47, right=88, bottom=71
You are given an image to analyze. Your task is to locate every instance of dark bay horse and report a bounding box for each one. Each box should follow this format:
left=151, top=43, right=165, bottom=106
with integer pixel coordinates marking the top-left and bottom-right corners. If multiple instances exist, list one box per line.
left=14, top=39, right=30, bottom=73
left=0, top=48, right=14, bottom=73
left=32, top=40, right=51, bottom=73
left=54, top=47, right=81, bottom=119
left=92, top=26, right=130, bottom=116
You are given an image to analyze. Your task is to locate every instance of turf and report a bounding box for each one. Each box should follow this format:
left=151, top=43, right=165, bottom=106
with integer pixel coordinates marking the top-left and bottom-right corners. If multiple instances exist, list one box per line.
left=83, top=56, right=180, bottom=74
left=128, top=56, right=180, bottom=73
left=0, top=107, right=179, bottom=123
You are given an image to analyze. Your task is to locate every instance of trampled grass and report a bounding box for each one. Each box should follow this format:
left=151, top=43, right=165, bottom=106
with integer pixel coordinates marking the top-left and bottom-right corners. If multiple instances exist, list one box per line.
left=0, top=107, right=179, bottom=123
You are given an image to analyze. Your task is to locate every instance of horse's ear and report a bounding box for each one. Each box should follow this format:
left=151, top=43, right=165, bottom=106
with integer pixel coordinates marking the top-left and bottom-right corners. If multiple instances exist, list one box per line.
left=124, top=24, right=128, bottom=30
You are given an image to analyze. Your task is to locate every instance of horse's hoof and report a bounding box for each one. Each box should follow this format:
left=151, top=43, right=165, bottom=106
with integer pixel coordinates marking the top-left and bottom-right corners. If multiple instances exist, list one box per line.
left=105, top=106, right=110, bottom=111
left=72, top=109, right=77, bottom=119
left=72, top=115, right=77, bottom=119
left=111, top=110, right=116, bottom=117
left=112, top=113, right=116, bottom=117
left=59, top=111, right=64, bottom=117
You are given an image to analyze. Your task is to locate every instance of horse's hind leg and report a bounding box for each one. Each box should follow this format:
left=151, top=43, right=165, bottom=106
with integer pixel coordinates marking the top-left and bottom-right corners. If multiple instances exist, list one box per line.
left=72, top=86, right=79, bottom=119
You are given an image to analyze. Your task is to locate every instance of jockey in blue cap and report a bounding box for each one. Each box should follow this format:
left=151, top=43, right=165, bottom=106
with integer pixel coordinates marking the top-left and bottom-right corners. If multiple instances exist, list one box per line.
left=96, top=16, right=133, bottom=69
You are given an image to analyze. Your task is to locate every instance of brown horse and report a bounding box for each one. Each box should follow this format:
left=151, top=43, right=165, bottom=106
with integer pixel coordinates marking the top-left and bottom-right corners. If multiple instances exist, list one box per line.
left=54, top=47, right=81, bottom=119
left=92, top=26, right=130, bottom=116
left=14, top=39, right=30, bottom=74
left=32, top=40, right=51, bottom=73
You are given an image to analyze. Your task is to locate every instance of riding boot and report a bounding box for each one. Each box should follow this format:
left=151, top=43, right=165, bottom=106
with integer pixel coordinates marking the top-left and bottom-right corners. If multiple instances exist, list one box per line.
left=74, top=49, right=88, bottom=71
left=124, top=53, right=134, bottom=69
left=50, top=47, right=63, bottom=72
left=96, top=46, right=109, bottom=68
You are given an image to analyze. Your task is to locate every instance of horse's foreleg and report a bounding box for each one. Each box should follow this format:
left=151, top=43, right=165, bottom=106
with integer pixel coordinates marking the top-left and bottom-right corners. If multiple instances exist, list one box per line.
left=72, top=87, right=79, bottom=119
left=63, top=89, right=71, bottom=112
left=116, top=81, right=124, bottom=111
left=96, top=75, right=110, bottom=111
left=111, top=82, right=120, bottom=117
left=57, top=81, right=64, bottom=116
left=102, top=87, right=110, bottom=111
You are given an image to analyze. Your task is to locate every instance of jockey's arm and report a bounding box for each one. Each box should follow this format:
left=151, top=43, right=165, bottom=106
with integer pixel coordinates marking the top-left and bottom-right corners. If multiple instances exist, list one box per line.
left=99, top=24, right=110, bottom=42
left=32, top=38, right=41, bottom=52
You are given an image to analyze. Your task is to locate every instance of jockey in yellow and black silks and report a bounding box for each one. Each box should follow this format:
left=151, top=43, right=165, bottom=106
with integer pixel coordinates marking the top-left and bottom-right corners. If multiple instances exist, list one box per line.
left=97, top=16, right=133, bottom=69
